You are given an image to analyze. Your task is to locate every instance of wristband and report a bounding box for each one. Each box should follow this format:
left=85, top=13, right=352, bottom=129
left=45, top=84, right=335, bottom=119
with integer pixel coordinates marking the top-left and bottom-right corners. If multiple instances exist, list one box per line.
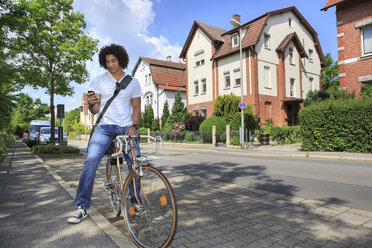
left=131, top=124, right=138, bottom=129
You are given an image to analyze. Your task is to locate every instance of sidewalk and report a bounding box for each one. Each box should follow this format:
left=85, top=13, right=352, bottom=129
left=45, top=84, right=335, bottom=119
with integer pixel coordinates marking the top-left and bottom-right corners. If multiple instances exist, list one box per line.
left=0, top=141, right=134, bottom=248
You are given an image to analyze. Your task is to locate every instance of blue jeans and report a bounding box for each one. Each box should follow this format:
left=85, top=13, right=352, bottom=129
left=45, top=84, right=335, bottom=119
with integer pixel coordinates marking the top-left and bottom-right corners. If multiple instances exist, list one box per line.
left=75, top=125, right=140, bottom=210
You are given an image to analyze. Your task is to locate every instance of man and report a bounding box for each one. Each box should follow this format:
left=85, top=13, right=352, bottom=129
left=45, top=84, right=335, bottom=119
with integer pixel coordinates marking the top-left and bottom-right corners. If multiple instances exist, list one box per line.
left=68, top=44, right=142, bottom=224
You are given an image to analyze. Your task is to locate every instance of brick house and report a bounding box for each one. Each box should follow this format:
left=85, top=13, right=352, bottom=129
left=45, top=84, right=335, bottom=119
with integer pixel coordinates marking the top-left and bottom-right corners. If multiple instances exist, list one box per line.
left=180, top=6, right=326, bottom=126
left=322, top=0, right=372, bottom=95
left=132, top=56, right=186, bottom=120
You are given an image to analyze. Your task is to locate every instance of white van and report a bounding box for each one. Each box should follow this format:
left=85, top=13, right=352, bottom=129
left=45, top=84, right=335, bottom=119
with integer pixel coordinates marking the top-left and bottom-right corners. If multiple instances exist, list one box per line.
left=26, top=120, right=51, bottom=146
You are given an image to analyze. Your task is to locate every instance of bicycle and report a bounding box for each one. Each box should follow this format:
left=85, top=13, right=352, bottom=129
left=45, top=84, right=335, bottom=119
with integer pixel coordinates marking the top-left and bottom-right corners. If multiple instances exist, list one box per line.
left=104, top=134, right=178, bottom=248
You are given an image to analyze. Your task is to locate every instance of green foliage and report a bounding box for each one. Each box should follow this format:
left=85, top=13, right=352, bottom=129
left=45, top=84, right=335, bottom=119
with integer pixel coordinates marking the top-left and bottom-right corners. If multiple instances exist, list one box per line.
left=361, top=84, right=372, bottom=98
left=71, top=122, right=85, bottom=133
left=0, top=134, right=15, bottom=160
left=161, top=100, right=170, bottom=129
left=303, top=90, right=330, bottom=107
left=213, top=93, right=240, bottom=124
left=321, top=53, right=339, bottom=91
left=199, top=116, right=226, bottom=143
left=31, top=144, right=79, bottom=154
left=270, top=126, right=301, bottom=144
left=231, top=105, right=259, bottom=131
left=168, top=90, right=188, bottom=126
left=143, top=104, right=154, bottom=129
left=326, top=86, right=355, bottom=100
left=64, top=107, right=80, bottom=132
left=299, top=98, right=372, bottom=152
left=9, top=93, right=50, bottom=136
left=3, top=0, right=98, bottom=144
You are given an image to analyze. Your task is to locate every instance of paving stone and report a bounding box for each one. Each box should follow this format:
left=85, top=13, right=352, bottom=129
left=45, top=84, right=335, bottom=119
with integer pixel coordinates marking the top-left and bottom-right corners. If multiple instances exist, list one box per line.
left=332, top=211, right=371, bottom=225
left=297, top=238, right=327, bottom=248
left=203, top=229, right=224, bottom=239
left=256, top=235, right=282, bottom=246
left=255, top=228, right=273, bottom=238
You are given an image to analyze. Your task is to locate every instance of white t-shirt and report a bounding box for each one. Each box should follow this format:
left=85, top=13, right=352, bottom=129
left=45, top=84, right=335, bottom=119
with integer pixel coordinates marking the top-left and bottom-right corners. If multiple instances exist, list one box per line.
left=88, top=71, right=143, bottom=127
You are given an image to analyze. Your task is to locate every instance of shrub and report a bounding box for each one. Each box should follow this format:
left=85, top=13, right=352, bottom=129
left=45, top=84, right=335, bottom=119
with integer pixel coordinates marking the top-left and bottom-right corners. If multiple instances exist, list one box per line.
left=31, top=144, right=80, bottom=154
left=185, top=115, right=205, bottom=131
left=299, top=98, right=372, bottom=152
left=213, top=93, right=240, bottom=124
left=231, top=105, right=258, bottom=131
left=199, top=116, right=227, bottom=143
left=270, top=126, right=301, bottom=144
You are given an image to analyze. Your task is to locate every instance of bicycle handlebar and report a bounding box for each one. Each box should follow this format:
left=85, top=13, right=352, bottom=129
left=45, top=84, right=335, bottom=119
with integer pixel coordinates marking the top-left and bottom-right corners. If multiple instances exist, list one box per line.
left=111, top=135, right=162, bottom=157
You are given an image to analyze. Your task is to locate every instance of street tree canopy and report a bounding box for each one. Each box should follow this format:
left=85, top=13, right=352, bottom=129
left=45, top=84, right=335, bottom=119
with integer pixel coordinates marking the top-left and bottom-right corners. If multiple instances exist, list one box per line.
left=3, top=0, right=98, bottom=143
left=321, top=53, right=339, bottom=91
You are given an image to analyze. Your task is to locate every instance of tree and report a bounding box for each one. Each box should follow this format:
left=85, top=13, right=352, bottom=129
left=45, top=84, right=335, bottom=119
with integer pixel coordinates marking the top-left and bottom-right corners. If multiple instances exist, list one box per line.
left=161, top=100, right=170, bottom=129
left=4, top=0, right=98, bottom=144
left=213, top=93, right=240, bottom=124
left=321, top=53, right=339, bottom=91
left=10, top=93, right=50, bottom=136
left=168, top=90, right=189, bottom=127
left=143, top=104, right=154, bottom=129
left=64, top=107, right=80, bottom=132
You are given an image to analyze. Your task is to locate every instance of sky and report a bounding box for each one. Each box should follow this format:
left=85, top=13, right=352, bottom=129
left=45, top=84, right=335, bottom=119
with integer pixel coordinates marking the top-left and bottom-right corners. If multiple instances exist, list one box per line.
left=21, top=0, right=338, bottom=112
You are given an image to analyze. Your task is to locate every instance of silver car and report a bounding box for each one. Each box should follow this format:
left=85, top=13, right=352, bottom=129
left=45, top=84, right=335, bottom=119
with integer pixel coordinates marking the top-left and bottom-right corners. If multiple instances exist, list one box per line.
left=37, top=127, right=68, bottom=145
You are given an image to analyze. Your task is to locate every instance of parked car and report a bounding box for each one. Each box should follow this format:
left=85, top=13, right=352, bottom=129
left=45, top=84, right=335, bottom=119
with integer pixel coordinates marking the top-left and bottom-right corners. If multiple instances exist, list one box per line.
left=37, top=127, right=68, bottom=145
left=26, top=120, right=51, bottom=147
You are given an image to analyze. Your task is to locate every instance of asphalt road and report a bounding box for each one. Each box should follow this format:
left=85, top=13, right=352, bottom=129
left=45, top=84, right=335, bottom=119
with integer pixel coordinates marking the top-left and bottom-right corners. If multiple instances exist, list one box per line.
left=149, top=148, right=372, bottom=212
left=70, top=140, right=372, bottom=211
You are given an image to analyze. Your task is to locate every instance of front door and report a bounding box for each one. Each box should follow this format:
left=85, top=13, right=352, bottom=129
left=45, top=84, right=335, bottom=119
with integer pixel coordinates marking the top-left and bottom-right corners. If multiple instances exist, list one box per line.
left=285, top=102, right=300, bottom=126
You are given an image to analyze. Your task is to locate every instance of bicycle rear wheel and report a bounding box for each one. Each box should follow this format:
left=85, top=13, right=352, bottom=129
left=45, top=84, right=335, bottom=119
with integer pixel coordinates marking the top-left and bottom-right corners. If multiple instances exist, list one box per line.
left=122, top=165, right=177, bottom=248
left=105, top=158, right=122, bottom=217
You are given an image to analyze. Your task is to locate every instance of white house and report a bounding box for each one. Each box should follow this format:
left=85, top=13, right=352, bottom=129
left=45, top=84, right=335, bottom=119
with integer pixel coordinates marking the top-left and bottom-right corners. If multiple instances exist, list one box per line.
left=180, top=6, right=326, bottom=126
left=132, top=57, right=187, bottom=120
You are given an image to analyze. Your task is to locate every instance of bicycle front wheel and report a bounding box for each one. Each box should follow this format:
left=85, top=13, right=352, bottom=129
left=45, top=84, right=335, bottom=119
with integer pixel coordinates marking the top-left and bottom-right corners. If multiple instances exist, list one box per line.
left=122, top=165, right=177, bottom=248
left=105, top=158, right=122, bottom=217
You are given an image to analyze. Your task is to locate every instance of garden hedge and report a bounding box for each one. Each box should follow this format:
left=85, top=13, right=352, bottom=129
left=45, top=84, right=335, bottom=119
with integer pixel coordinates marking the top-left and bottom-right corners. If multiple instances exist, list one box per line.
left=199, top=116, right=226, bottom=143
left=299, top=98, right=372, bottom=152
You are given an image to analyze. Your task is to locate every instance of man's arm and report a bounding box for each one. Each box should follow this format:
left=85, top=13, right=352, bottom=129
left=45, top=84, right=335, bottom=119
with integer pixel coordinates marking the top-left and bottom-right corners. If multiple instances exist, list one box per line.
left=87, top=92, right=101, bottom=115
left=126, top=97, right=141, bottom=135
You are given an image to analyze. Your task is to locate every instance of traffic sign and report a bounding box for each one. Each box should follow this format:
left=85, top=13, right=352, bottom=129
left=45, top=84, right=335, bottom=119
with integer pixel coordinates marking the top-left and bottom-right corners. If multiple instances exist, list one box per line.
left=239, top=101, right=246, bottom=110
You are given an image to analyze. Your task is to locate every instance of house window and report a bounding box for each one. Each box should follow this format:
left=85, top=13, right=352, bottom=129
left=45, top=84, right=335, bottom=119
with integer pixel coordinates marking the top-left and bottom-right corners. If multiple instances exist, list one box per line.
left=145, top=75, right=148, bottom=85
left=149, top=73, right=152, bottom=84
left=201, top=108, right=207, bottom=118
left=264, top=33, right=270, bottom=49
left=290, top=78, right=295, bottom=97
left=362, top=26, right=372, bottom=55
left=194, top=109, right=199, bottom=116
left=289, top=17, right=292, bottom=27
left=194, top=81, right=199, bottom=95
left=145, top=93, right=153, bottom=106
left=264, top=66, right=271, bottom=89
left=233, top=68, right=241, bottom=86
left=232, top=33, right=239, bottom=48
left=309, top=77, right=314, bottom=91
left=308, top=49, right=313, bottom=61
left=201, top=78, right=206, bottom=94
left=224, top=71, right=231, bottom=89
left=194, top=49, right=205, bottom=66
left=289, top=47, right=294, bottom=65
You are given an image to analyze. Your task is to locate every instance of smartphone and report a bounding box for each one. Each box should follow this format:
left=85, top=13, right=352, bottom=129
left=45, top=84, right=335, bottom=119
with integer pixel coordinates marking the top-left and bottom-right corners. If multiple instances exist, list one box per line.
left=88, top=90, right=95, bottom=95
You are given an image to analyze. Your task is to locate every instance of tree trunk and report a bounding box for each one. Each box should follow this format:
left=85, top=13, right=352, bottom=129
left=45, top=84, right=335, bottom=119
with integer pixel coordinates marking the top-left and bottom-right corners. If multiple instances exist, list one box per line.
left=50, top=75, right=55, bottom=145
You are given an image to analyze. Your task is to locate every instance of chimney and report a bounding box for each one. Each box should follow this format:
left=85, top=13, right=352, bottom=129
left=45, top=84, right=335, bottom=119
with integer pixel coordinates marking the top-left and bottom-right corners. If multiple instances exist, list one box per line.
left=233, top=14, right=240, bottom=24
left=166, top=55, right=171, bottom=62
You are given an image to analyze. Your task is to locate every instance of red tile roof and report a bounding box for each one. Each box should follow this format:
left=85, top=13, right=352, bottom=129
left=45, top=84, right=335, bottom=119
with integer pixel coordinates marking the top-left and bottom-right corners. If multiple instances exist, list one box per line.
left=132, top=57, right=186, bottom=92
left=321, top=0, right=345, bottom=11
left=158, top=85, right=186, bottom=92
left=180, top=21, right=227, bottom=58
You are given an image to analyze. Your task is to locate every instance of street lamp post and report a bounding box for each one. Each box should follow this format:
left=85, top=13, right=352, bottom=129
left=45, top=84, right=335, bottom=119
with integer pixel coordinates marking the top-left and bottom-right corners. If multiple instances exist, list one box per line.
left=230, top=18, right=245, bottom=149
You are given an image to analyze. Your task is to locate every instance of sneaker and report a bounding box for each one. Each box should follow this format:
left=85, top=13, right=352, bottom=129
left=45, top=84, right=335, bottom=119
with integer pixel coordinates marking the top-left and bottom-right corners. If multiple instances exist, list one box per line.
left=67, top=206, right=87, bottom=224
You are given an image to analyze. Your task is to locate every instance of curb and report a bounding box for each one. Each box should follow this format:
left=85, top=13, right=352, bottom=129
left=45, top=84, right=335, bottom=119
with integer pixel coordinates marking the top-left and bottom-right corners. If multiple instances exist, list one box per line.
left=23, top=143, right=135, bottom=248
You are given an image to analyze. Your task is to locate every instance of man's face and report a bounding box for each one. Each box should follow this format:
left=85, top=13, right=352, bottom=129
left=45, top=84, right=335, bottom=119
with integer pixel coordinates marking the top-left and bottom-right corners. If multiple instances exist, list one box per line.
left=106, top=54, right=121, bottom=74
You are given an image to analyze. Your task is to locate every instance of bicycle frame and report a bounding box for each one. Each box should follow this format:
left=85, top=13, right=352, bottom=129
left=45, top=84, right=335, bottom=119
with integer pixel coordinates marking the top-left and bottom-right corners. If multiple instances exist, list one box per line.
left=110, top=135, right=162, bottom=209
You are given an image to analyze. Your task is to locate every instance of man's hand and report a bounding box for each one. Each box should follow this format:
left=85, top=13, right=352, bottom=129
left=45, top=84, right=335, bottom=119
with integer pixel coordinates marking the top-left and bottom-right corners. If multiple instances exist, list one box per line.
left=86, top=92, right=101, bottom=114
left=125, top=125, right=138, bottom=136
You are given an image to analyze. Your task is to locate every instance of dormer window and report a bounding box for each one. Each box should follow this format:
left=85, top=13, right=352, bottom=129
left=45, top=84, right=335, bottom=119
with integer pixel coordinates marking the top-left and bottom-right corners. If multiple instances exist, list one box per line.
left=232, top=33, right=239, bottom=47
left=264, top=33, right=270, bottom=49
left=194, top=49, right=205, bottom=67
left=308, top=49, right=313, bottom=61
left=289, top=47, right=294, bottom=65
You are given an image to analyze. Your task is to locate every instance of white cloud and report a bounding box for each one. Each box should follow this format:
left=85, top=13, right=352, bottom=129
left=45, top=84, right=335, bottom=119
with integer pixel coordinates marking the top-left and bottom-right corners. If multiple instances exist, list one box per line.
left=137, top=33, right=182, bottom=62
